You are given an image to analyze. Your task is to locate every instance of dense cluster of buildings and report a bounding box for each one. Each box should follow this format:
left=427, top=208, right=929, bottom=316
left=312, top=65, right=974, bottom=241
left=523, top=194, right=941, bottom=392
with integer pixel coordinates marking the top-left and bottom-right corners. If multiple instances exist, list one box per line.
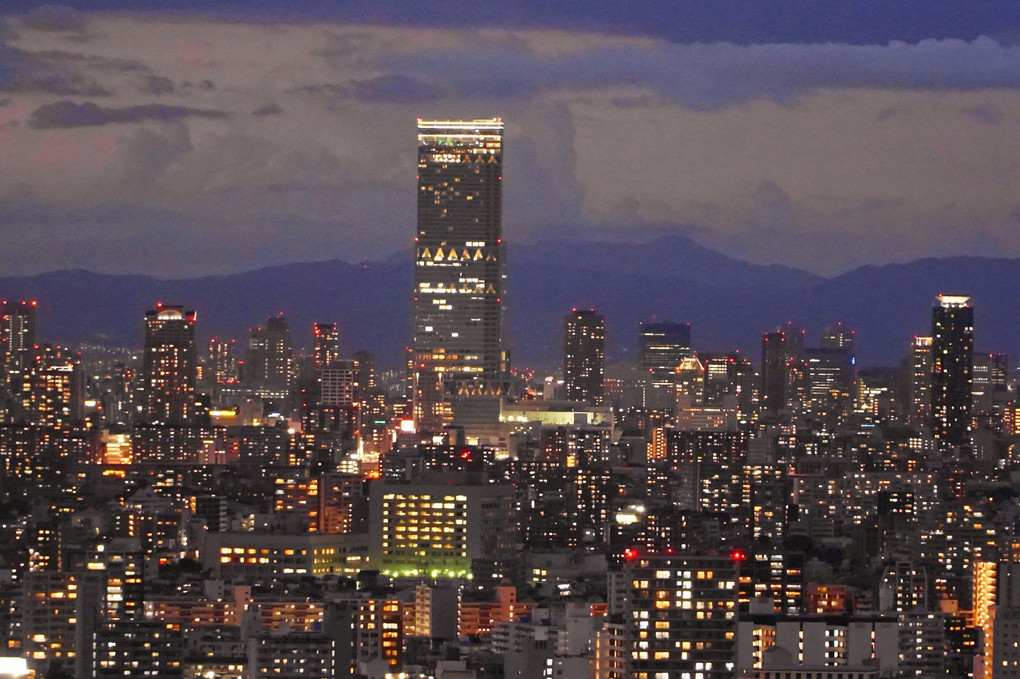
left=1, top=120, right=1019, bottom=679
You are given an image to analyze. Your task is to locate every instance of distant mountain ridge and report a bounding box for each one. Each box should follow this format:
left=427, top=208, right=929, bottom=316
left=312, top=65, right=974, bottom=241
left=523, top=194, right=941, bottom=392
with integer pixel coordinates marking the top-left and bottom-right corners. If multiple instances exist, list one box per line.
left=0, top=235, right=1016, bottom=370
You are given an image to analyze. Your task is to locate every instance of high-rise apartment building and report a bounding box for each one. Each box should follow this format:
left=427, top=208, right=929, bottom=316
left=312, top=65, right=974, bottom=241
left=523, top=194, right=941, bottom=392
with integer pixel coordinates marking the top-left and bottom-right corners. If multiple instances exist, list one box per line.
left=245, top=315, right=293, bottom=400
left=909, top=336, right=934, bottom=429
left=206, top=337, right=237, bottom=385
left=141, top=305, right=197, bottom=426
left=313, top=322, right=339, bottom=369
left=564, top=308, right=605, bottom=405
left=761, top=330, right=789, bottom=414
left=412, top=118, right=505, bottom=430
left=931, top=295, right=973, bottom=450
left=617, top=552, right=738, bottom=679
left=0, top=300, right=36, bottom=391
left=21, top=344, right=84, bottom=428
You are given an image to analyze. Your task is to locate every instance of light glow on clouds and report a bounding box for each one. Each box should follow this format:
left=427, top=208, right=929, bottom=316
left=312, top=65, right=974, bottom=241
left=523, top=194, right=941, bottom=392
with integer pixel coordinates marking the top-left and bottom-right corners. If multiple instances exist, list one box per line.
left=0, top=12, right=1018, bottom=276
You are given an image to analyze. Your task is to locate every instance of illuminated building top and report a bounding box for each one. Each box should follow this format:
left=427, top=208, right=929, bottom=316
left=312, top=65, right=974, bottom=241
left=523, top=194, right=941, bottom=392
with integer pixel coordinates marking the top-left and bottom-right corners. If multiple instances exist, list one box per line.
left=937, top=295, right=971, bottom=308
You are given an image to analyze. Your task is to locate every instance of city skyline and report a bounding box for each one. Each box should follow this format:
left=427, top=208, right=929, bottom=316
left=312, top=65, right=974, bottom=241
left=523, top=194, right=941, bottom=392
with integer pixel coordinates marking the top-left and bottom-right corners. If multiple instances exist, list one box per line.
left=1, top=4, right=1019, bottom=278
left=5, top=5, right=1020, bottom=677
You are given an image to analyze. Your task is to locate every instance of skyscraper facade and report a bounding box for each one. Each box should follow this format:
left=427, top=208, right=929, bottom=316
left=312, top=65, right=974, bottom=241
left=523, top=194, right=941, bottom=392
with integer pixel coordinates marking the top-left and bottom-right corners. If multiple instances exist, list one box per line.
left=412, top=118, right=505, bottom=429
left=313, top=322, right=340, bottom=369
left=245, top=315, right=294, bottom=401
left=564, top=308, right=605, bottom=405
left=931, top=295, right=974, bottom=449
left=141, top=305, right=197, bottom=426
left=638, top=322, right=692, bottom=372
left=760, top=329, right=789, bottom=414
left=0, top=300, right=37, bottom=392
left=909, top=336, right=933, bottom=429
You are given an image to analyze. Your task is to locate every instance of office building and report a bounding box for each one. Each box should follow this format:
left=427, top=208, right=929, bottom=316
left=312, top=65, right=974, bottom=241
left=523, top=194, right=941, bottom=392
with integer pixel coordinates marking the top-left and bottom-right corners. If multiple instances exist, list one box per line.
left=761, top=330, right=789, bottom=414
left=368, top=478, right=515, bottom=581
left=141, top=304, right=197, bottom=426
left=412, top=118, right=505, bottom=430
left=638, top=322, right=691, bottom=372
left=245, top=315, right=293, bottom=401
left=564, top=308, right=605, bottom=405
left=931, top=295, right=973, bottom=449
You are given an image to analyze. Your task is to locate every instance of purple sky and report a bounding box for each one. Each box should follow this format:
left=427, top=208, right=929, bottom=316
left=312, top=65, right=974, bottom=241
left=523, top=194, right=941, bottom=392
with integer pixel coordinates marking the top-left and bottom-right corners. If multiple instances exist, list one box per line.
left=2, top=3, right=1019, bottom=277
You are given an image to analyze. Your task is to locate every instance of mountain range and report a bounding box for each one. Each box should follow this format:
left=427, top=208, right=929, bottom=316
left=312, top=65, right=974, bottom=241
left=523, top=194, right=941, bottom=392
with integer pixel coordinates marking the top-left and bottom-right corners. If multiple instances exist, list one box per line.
left=0, top=235, right=1015, bottom=371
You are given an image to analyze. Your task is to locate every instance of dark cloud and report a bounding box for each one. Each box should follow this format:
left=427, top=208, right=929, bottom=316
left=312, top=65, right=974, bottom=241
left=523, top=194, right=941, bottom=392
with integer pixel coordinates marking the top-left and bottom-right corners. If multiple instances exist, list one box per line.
left=9, top=0, right=1018, bottom=46
left=395, top=38, right=1020, bottom=109
left=20, top=5, right=86, bottom=33
left=350, top=74, right=443, bottom=103
left=28, top=100, right=229, bottom=128
left=0, top=45, right=110, bottom=94
left=961, top=103, right=1002, bottom=125
left=141, top=75, right=174, bottom=94
left=252, top=102, right=282, bottom=116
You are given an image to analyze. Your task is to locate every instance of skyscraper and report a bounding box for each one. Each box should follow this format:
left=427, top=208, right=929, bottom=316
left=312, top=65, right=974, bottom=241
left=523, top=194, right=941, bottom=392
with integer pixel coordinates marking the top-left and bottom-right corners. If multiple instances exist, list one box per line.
left=0, top=300, right=36, bottom=391
left=245, top=315, right=294, bottom=401
left=931, top=295, right=974, bottom=449
left=909, top=336, right=934, bottom=429
left=207, top=337, right=238, bottom=385
left=412, top=118, right=505, bottom=430
left=760, top=329, right=789, bottom=414
left=141, top=304, right=197, bottom=426
left=313, top=322, right=340, bottom=369
left=638, top=322, right=692, bottom=372
left=21, top=344, right=84, bottom=428
left=564, top=308, right=605, bottom=405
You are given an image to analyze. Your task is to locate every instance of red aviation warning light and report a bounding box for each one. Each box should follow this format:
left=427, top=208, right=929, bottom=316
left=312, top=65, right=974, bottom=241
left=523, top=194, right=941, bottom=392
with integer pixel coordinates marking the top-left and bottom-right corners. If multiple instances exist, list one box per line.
left=730, top=549, right=748, bottom=562
left=623, top=548, right=639, bottom=561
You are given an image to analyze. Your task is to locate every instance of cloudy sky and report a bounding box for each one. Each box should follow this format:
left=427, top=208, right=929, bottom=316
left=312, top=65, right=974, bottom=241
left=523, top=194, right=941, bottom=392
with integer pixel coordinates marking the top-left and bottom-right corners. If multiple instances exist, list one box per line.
left=1, top=2, right=1019, bottom=277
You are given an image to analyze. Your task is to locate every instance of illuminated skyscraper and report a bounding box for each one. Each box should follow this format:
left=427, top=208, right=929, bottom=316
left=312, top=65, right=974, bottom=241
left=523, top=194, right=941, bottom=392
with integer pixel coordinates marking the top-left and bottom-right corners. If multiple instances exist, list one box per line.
left=207, top=337, right=237, bottom=385
left=0, top=300, right=36, bottom=391
left=931, top=295, right=973, bottom=450
left=21, top=344, right=84, bottom=428
left=564, top=308, right=605, bottom=405
left=313, top=322, right=340, bottom=369
left=245, top=315, right=293, bottom=400
left=638, top=322, right=691, bottom=372
left=412, top=118, right=505, bottom=430
left=141, top=305, right=197, bottom=426
left=909, top=336, right=934, bottom=429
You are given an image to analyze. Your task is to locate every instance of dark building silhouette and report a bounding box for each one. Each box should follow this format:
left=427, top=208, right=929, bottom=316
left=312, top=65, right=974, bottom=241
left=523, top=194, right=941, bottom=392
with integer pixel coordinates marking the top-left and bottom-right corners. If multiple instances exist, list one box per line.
left=638, top=321, right=692, bottom=372
left=564, top=308, right=605, bottom=405
left=0, top=299, right=36, bottom=392
left=245, top=315, right=293, bottom=401
left=761, top=329, right=789, bottom=414
left=931, top=295, right=973, bottom=450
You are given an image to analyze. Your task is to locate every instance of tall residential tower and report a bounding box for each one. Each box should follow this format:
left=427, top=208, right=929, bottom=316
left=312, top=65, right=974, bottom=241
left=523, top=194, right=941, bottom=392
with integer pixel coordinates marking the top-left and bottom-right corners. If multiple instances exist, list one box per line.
left=931, top=294, right=973, bottom=450
left=412, top=118, right=505, bottom=430
left=141, top=304, right=197, bottom=426
left=564, top=308, right=605, bottom=405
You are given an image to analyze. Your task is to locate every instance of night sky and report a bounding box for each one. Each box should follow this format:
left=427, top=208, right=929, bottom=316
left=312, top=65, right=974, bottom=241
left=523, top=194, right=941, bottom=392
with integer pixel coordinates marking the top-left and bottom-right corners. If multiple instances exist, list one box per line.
left=1, top=2, right=1019, bottom=278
